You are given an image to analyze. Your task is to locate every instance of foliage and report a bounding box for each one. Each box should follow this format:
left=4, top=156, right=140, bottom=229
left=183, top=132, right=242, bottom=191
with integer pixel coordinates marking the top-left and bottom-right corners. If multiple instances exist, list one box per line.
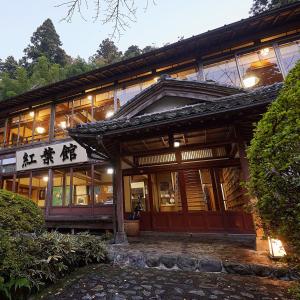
left=23, top=19, right=70, bottom=67
left=250, top=0, right=299, bottom=15
left=0, top=189, right=44, bottom=234
left=123, top=45, right=142, bottom=59
left=247, top=61, right=300, bottom=254
left=0, top=231, right=107, bottom=299
left=0, top=56, right=19, bottom=79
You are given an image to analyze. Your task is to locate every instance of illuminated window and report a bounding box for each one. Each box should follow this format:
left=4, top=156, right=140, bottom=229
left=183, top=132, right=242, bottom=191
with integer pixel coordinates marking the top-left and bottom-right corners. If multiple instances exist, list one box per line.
left=94, top=91, right=114, bottom=120
left=55, top=101, right=72, bottom=139
left=169, top=66, right=198, bottom=81
left=72, top=167, right=92, bottom=206
left=72, top=97, right=92, bottom=126
left=52, top=168, right=71, bottom=206
left=204, top=59, right=241, bottom=87
left=31, top=172, right=48, bottom=208
left=94, top=166, right=113, bottom=205
left=279, top=41, right=300, bottom=74
left=0, top=120, right=5, bottom=148
left=33, top=106, right=50, bottom=142
left=15, top=173, right=31, bottom=198
left=19, top=111, right=34, bottom=145
left=2, top=176, right=14, bottom=191
left=7, top=116, right=20, bottom=147
left=237, top=47, right=283, bottom=88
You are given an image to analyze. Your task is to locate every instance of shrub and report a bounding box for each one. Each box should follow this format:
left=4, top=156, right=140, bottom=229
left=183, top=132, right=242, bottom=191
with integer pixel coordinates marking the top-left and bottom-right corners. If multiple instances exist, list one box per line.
left=0, top=189, right=44, bottom=234
left=247, top=61, right=300, bottom=254
left=0, top=232, right=107, bottom=299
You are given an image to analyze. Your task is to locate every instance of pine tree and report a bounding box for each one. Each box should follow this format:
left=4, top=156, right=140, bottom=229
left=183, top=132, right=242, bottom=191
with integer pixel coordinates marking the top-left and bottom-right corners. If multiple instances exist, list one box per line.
left=123, top=45, right=141, bottom=59
left=250, top=0, right=299, bottom=15
left=0, top=56, right=19, bottom=79
left=23, top=19, right=70, bottom=67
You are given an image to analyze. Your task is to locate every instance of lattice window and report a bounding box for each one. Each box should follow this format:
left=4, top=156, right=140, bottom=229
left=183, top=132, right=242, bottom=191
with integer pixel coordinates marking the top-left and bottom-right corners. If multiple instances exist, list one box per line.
left=181, top=149, right=213, bottom=161
left=138, top=153, right=176, bottom=166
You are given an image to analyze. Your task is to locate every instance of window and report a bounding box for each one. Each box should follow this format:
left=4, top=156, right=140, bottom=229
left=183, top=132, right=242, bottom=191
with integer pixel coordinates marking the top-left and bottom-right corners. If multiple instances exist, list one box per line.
left=169, top=66, right=198, bottom=81
left=204, top=59, right=241, bottom=87
left=279, top=41, right=300, bottom=74
left=7, top=116, right=20, bottom=147
left=0, top=120, right=5, bottom=148
left=33, top=107, right=51, bottom=142
left=72, top=167, right=92, bottom=205
left=2, top=176, right=14, bottom=191
left=94, top=91, right=114, bottom=120
left=31, top=172, right=48, bottom=207
left=55, top=101, right=72, bottom=139
left=124, top=175, right=149, bottom=213
left=52, top=168, right=71, bottom=206
left=237, top=47, right=283, bottom=88
left=151, top=172, right=181, bottom=212
left=72, top=97, right=93, bottom=126
left=117, top=82, right=142, bottom=107
left=18, top=111, right=34, bottom=145
left=94, top=166, right=113, bottom=205
left=15, top=173, right=30, bottom=198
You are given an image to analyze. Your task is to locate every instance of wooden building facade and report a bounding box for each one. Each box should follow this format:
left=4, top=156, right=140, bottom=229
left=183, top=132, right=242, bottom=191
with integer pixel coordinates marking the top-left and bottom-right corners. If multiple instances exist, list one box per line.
left=0, top=3, right=299, bottom=239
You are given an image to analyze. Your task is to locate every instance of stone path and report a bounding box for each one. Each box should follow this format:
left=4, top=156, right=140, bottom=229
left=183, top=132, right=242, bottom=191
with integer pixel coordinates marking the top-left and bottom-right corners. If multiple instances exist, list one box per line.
left=38, top=264, right=295, bottom=300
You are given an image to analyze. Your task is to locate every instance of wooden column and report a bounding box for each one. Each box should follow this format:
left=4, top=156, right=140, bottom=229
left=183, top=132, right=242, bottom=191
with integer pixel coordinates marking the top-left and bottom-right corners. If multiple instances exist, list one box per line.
left=45, top=168, right=53, bottom=217
left=113, top=156, right=127, bottom=244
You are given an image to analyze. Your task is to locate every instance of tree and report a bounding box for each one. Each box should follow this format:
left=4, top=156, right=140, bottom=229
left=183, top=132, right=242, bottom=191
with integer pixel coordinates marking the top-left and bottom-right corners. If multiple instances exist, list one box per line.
left=57, top=0, right=154, bottom=37
left=23, top=19, right=70, bottom=67
left=90, top=38, right=122, bottom=64
left=63, top=56, right=93, bottom=78
left=142, top=45, right=157, bottom=54
left=247, top=61, right=300, bottom=254
left=0, top=56, right=19, bottom=79
left=250, top=0, right=299, bottom=15
left=123, top=45, right=141, bottom=59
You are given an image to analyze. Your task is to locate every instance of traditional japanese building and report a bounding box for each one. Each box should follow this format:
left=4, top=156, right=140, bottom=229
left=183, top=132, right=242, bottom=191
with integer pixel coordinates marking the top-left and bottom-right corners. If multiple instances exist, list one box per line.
left=0, top=3, right=299, bottom=241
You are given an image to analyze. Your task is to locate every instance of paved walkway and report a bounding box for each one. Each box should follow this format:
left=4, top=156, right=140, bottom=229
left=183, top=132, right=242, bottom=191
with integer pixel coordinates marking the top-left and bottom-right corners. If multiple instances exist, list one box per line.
left=38, top=264, right=295, bottom=300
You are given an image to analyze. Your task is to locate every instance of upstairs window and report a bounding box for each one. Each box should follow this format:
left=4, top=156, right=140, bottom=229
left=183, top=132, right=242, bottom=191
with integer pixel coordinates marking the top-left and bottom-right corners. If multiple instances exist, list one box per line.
left=279, top=40, right=300, bottom=74
left=93, top=91, right=114, bottom=120
left=237, top=47, right=283, bottom=88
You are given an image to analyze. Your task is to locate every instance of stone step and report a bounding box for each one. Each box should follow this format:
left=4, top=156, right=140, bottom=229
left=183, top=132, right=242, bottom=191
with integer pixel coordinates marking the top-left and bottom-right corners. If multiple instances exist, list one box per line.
left=107, top=247, right=300, bottom=281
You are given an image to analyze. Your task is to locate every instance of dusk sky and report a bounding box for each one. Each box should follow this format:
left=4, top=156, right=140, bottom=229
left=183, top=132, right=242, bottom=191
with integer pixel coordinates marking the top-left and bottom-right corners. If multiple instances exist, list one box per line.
left=0, top=0, right=253, bottom=61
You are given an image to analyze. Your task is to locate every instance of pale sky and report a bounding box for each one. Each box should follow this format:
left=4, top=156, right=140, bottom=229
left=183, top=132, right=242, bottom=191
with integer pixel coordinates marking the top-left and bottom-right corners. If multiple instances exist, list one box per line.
left=0, top=0, right=253, bottom=61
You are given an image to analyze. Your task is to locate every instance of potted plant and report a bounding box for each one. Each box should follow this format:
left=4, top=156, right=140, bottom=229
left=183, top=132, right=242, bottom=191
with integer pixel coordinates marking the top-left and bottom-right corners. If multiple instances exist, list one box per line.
left=124, top=196, right=142, bottom=236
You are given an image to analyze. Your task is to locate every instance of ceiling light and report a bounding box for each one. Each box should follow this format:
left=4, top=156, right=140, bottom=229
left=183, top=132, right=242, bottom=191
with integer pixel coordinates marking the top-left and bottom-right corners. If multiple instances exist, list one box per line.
left=36, top=126, right=45, bottom=134
left=174, top=141, right=180, bottom=148
left=87, top=95, right=93, bottom=101
left=260, top=47, right=270, bottom=57
left=60, top=121, right=67, bottom=129
left=29, top=111, right=35, bottom=118
left=43, top=176, right=49, bottom=182
left=107, top=168, right=114, bottom=175
left=243, top=76, right=259, bottom=88
left=105, top=111, right=114, bottom=119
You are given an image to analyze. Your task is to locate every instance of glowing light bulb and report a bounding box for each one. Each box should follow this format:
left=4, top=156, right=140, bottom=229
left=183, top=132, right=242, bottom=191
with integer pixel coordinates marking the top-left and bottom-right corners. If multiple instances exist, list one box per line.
left=107, top=168, right=114, bottom=175
left=174, top=141, right=180, bottom=148
left=60, top=121, right=67, bottom=129
left=243, top=76, right=259, bottom=88
left=105, top=111, right=114, bottom=119
left=36, top=126, right=45, bottom=134
left=260, top=47, right=270, bottom=57
left=87, top=95, right=93, bottom=101
left=43, top=176, right=49, bottom=182
left=29, top=111, right=35, bottom=118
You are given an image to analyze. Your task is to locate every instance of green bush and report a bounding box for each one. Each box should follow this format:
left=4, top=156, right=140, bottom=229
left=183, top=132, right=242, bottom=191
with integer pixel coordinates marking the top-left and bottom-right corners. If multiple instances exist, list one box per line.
left=247, top=61, right=300, bottom=254
left=0, top=232, right=107, bottom=299
left=0, top=189, right=44, bottom=234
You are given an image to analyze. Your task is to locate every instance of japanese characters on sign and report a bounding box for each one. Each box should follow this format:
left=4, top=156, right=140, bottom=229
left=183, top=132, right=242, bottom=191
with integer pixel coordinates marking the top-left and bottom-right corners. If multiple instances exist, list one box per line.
left=16, top=141, right=87, bottom=171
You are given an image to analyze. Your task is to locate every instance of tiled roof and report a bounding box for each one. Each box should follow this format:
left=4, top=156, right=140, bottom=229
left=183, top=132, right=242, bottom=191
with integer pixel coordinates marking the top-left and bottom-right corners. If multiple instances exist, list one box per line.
left=69, top=82, right=283, bottom=136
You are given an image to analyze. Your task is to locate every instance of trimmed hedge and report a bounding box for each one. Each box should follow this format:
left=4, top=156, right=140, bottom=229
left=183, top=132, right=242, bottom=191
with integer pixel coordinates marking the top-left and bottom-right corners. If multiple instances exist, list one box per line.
left=0, top=189, right=44, bottom=234
left=247, top=61, right=300, bottom=254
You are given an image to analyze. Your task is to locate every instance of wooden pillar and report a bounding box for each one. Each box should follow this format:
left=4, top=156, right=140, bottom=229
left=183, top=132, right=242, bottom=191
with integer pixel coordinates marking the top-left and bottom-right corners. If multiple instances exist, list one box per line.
left=45, top=168, right=53, bottom=217
left=113, top=157, right=127, bottom=244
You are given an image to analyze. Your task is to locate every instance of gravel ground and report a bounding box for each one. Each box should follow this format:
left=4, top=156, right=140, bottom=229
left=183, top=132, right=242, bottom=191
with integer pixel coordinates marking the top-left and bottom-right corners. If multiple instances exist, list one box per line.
left=37, top=264, right=295, bottom=300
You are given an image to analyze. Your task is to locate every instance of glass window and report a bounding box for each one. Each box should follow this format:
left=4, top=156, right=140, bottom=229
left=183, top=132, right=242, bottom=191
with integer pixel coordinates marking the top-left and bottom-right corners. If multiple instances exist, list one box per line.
left=141, top=78, right=156, bottom=90
left=238, top=47, right=283, bottom=88
left=15, top=173, right=30, bottom=198
left=52, top=169, right=71, bottom=206
left=19, top=111, right=34, bottom=145
left=124, top=175, right=149, bottom=213
left=55, top=101, right=72, bottom=139
left=31, top=172, right=48, bottom=207
left=7, top=116, right=19, bottom=147
left=169, top=66, right=198, bottom=81
left=72, top=167, right=92, bottom=206
left=94, top=166, right=113, bottom=205
left=151, top=172, right=181, bottom=212
left=204, top=59, right=241, bottom=87
left=33, top=106, right=50, bottom=142
left=94, top=91, right=114, bottom=120
left=72, top=97, right=93, bottom=126
left=279, top=41, right=300, bottom=74
left=0, top=120, right=5, bottom=148
left=117, top=82, right=142, bottom=107
left=2, top=176, right=14, bottom=191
